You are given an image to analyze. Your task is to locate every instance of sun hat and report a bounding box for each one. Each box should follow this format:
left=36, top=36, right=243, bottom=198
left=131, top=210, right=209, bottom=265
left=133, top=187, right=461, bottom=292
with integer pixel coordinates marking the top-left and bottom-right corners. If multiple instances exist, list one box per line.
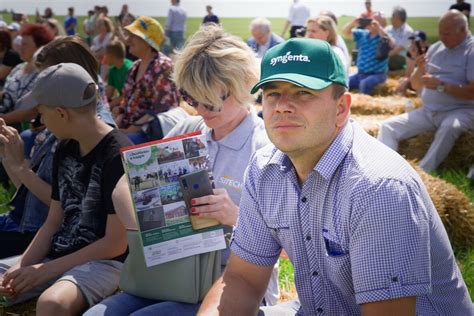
left=17, top=63, right=97, bottom=110
left=124, top=16, right=165, bottom=51
left=251, top=38, right=348, bottom=94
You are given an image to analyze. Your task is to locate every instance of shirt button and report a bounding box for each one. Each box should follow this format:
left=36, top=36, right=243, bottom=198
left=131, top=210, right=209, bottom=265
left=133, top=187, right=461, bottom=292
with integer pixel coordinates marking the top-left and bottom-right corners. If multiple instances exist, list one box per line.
left=305, top=235, right=311, bottom=241
left=301, top=197, right=307, bottom=203
left=317, top=308, right=323, bottom=313
left=312, top=271, right=318, bottom=277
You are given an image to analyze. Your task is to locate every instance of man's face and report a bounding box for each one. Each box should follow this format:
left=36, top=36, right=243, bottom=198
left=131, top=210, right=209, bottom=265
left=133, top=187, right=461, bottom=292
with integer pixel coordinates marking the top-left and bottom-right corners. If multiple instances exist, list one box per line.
left=262, top=81, right=349, bottom=158
left=252, top=29, right=269, bottom=46
left=365, top=1, right=371, bottom=10
left=391, top=15, right=402, bottom=28
left=438, top=19, right=466, bottom=48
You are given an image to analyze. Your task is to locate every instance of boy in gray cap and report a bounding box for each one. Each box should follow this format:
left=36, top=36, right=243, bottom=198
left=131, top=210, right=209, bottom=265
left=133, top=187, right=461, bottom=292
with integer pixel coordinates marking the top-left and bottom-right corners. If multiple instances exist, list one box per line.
left=0, top=63, right=133, bottom=315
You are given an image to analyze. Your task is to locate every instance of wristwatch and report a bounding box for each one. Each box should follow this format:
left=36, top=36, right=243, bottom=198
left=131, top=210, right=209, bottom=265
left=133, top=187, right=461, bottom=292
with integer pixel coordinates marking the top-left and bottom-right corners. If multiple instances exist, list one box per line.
left=436, top=82, right=445, bottom=93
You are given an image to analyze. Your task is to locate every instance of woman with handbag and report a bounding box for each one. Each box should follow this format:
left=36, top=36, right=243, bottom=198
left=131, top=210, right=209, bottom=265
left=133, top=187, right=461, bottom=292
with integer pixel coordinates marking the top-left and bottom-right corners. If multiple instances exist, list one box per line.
left=85, top=24, right=280, bottom=316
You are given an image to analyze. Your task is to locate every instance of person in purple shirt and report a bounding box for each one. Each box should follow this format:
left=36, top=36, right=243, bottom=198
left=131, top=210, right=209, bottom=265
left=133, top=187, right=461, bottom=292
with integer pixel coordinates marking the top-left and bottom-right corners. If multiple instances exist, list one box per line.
left=379, top=10, right=474, bottom=172
left=199, top=38, right=472, bottom=315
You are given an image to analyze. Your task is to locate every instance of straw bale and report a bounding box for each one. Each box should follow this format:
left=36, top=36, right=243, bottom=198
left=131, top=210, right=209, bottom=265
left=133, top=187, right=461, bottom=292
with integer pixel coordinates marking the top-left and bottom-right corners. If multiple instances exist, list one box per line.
left=372, top=78, right=400, bottom=96
left=411, top=163, right=474, bottom=248
left=387, top=69, right=406, bottom=79
left=399, top=131, right=474, bottom=170
left=351, top=114, right=392, bottom=137
left=350, top=94, right=422, bottom=115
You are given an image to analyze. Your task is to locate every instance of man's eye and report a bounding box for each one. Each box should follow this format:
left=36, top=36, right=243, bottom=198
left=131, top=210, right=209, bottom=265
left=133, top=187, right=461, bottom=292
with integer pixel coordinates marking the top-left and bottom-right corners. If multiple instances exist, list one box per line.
left=296, top=90, right=312, bottom=96
left=265, top=92, right=280, bottom=98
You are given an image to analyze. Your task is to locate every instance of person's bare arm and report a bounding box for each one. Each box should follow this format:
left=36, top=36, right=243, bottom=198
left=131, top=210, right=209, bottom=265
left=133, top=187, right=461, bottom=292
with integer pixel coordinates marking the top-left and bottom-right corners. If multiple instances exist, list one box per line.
left=112, top=175, right=137, bottom=230
left=389, top=45, right=405, bottom=57
left=421, top=79, right=474, bottom=100
left=342, top=19, right=358, bottom=38
left=280, top=20, right=290, bottom=38
left=198, top=253, right=274, bottom=315
left=361, top=296, right=416, bottom=316
left=0, top=121, right=51, bottom=204
left=0, top=65, right=13, bottom=81
left=410, top=55, right=427, bottom=93
left=106, top=85, right=115, bottom=100
left=0, top=108, right=37, bottom=126
left=3, top=203, right=127, bottom=296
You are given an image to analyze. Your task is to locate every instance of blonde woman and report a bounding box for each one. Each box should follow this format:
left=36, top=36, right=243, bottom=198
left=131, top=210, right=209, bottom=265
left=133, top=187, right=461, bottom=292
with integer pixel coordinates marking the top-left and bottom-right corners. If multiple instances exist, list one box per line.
left=306, top=15, right=350, bottom=73
left=84, top=24, right=279, bottom=316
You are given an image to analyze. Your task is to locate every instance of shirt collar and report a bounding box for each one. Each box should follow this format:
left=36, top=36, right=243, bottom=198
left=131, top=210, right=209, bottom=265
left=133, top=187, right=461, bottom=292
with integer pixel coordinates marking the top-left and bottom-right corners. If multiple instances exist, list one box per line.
left=267, top=120, right=354, bottom=179
left=314, top=120, right=353, bottom=180
left=204, top=110, right=261, bottom=150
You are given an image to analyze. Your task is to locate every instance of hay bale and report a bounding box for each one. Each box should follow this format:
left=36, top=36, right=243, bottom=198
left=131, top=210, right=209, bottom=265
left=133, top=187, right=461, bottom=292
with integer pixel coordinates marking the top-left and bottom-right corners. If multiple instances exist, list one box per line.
left=411, top=163, right=474, bottom=248
left=399, top=131, right=474, bottom=170
left=372, top=78, right=399, bottom=96
left=352, top=114, right=392, bottom=137
left=387, top=69, right=406, bottom=79
left=351, top=94, right=422, bottom=115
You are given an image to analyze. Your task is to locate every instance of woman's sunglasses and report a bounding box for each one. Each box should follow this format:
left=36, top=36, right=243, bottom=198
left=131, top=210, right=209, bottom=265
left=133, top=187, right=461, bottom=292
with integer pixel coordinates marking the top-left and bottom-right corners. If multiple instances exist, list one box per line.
left=180, top=89, right=229, bottom=113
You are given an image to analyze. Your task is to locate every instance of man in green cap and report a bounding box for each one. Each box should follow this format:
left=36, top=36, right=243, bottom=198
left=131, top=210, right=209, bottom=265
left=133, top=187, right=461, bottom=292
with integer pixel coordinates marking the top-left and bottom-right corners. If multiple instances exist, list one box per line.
left=198, top=38, right=472, bottom=315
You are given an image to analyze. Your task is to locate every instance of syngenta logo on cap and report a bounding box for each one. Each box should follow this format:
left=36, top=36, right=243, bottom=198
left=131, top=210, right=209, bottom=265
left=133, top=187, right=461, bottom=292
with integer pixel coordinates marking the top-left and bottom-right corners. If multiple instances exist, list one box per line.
left=270, top=51, right=311, bottom=66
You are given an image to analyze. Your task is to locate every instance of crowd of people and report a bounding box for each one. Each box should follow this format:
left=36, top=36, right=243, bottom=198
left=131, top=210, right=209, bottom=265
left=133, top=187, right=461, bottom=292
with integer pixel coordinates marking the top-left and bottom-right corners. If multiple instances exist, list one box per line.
left=0, top=0, right=472, bottom=315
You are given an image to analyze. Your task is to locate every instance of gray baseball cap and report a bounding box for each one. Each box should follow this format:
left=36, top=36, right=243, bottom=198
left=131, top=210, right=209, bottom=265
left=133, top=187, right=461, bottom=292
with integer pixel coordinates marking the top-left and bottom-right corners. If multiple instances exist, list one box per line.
left=17, top=63, right=97, bottom=110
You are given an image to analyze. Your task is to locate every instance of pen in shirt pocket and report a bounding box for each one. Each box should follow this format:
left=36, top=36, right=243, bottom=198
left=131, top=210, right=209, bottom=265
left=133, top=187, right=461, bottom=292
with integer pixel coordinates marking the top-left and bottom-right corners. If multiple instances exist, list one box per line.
left=322, top=229, right=346, bottom=257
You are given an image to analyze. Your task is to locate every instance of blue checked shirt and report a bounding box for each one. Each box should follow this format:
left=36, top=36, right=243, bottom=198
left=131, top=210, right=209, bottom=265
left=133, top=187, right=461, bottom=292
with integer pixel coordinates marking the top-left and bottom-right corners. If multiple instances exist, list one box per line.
left=231, top=120, right=473, bottom=315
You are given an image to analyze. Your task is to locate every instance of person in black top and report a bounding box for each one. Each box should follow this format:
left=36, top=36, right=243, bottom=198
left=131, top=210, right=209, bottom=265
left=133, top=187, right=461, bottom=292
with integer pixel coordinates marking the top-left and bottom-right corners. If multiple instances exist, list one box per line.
left=203, top=5, right=220, bottom=24
left=0, top=63, right=133, bottom=315
left=450, top=0, right=471, bottom=25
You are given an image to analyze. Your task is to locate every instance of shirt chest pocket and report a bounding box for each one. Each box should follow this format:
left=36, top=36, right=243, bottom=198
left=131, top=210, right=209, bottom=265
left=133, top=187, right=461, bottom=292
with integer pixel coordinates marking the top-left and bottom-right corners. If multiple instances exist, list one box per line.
left=264, top=217, right=294, bottom=256
left=322, top=231, right=352, bottom=285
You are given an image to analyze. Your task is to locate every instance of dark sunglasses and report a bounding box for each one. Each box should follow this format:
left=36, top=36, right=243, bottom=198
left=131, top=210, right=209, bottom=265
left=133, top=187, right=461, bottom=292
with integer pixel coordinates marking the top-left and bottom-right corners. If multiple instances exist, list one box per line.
left=180, top=89, right=229, bottom=113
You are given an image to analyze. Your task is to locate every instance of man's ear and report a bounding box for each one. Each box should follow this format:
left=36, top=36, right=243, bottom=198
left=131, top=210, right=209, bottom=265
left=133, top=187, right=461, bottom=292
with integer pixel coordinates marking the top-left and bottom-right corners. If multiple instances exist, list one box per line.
left=335, top=92, right=351, bottom=127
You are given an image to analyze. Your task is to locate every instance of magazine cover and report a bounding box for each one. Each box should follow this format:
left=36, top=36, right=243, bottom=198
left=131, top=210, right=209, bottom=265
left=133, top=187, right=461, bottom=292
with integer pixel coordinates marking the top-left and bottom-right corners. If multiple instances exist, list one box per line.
left=121, top=132, right=226, bottom=267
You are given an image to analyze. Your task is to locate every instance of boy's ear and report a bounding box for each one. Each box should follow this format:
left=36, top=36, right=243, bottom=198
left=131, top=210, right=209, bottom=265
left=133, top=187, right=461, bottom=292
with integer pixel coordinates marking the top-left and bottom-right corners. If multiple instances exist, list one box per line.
left=55, top=107, right=70, bottom=120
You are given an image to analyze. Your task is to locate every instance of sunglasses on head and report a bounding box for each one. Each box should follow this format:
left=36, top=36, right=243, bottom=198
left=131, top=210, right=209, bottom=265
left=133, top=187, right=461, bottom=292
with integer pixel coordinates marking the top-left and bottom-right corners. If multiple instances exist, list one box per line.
left=180, top=89, right=229, bottom=113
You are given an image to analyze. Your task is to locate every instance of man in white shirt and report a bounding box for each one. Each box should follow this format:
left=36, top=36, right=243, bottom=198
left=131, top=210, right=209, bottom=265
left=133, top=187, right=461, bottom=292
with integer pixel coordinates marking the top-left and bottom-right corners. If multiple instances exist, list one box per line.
left=386, top=6, right=413, bottom=70
left=281, top=0, right=310, bottom=38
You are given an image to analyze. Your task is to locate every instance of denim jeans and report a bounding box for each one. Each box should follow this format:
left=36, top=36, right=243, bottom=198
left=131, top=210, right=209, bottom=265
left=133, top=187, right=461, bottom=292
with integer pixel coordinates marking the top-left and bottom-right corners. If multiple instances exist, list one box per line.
left=83, top=292, right=200, bottom=316
left=165, top=30, right=184, bottom=54
left=349, top=72, right=387, bottom=95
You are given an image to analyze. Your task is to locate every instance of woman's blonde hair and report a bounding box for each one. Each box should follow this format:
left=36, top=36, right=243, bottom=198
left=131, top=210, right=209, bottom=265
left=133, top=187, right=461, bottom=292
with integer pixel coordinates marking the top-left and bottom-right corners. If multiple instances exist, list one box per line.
left=173, top=24, right=259, bottom=110
left=306, top=15, right=338, bottom=46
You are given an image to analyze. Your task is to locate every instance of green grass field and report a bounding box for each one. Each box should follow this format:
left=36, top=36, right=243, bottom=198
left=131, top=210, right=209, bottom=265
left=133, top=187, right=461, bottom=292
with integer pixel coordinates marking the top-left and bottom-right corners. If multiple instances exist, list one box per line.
left=0, top=12, right=473, bottom=304
left=2, top=14, right=474, bottom=53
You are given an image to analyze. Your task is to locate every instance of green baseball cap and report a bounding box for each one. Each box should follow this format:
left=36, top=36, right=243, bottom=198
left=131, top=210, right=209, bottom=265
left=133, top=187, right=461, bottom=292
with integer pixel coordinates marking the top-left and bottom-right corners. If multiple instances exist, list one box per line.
left=251, top=38, right=348, bottom=94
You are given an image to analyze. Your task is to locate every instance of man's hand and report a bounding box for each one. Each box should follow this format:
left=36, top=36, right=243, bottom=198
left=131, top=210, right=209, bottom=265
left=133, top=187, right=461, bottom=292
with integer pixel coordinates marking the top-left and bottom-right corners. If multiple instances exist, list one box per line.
left=2, top=263, right=51, bottom=296
left=190, top=188, right=238, bottom=226
left=421, top=74, right=442, bottom=90
left=414, top=54, right=427, bottom=70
